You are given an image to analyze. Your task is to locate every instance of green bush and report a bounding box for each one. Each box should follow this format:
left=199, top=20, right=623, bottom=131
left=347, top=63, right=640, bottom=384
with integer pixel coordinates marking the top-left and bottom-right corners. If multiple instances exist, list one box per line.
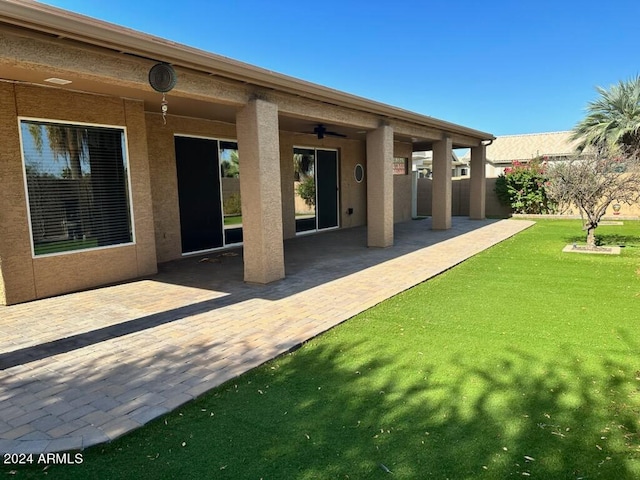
left=296, top=175, right=316, bottom=208
left=223, top=192, right=242, bottom=215
left=495, top=158, right=557, bottom=214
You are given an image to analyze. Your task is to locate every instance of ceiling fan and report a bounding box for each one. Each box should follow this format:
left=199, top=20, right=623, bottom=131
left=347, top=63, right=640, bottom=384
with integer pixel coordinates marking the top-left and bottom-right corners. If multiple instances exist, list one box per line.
left=310, top=124, right=347, bottom=139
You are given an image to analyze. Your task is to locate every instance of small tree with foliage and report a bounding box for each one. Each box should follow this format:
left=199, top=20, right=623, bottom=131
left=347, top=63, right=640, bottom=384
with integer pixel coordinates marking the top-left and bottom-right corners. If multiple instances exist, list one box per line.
left=549, top=145, right=640, bottom=248
left=495, top=158, right=557, bottom=214
left=547, top=146, right=640, bottom=248
left=552, top=75, right=640, bottom=248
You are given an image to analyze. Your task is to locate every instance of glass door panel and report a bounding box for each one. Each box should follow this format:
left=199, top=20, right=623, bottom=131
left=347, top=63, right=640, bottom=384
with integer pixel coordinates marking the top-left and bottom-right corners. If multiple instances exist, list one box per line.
left=293, top=148, right=316, bottom=233
left=316, top=149, right=339, bottom=230
left=293, top=147, right=339, bottom=233
left=220, top=141, right=242, bottom=245
left=175, top=136, right=224, bottom=253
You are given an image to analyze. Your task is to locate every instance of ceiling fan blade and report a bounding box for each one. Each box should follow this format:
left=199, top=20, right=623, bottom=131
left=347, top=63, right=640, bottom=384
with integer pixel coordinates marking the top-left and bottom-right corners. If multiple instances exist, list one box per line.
left=307, top=124, right=347, bottom=139
left=326, top=131, right=347, bottom=138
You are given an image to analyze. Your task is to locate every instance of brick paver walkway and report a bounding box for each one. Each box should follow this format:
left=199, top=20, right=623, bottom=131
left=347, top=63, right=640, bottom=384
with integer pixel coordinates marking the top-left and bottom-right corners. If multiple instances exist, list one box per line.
left=0, top=218, right=534, bottom=454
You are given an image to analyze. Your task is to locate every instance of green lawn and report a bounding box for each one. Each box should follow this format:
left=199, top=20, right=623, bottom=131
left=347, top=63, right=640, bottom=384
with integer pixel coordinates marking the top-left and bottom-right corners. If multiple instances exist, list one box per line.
left=5, top=220, right=640, bottom=479
left=223, top=215, right=243, bottom=226
left=33, top=238, right=99, bottom=255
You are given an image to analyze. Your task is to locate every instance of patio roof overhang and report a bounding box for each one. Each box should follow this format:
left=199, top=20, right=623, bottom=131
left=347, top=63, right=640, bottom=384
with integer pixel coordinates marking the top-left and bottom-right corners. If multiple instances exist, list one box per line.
left=0, top=0, right=494, bottom=149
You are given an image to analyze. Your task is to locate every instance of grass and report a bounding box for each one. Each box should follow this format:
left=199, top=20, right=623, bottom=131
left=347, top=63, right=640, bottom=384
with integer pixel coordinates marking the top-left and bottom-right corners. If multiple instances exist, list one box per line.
left=33, top=238, right=99, bottom=255
left=4, top=220, right=640, bottom=479
left=223, top=215, right=243, bottom=226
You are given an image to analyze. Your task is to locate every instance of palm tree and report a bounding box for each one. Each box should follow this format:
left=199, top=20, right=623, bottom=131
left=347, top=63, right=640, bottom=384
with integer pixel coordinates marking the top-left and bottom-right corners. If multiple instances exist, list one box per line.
left=572, top=75, right=640, bottom=151
left=28, top=123, right=86, bottom=179
left=27, top=123, right=88, bottom=240
left=221, top=149, right=239, bottom=178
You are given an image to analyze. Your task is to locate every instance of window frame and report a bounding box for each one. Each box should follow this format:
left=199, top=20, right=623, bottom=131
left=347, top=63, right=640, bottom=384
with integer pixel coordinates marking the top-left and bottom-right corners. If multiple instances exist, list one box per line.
left=18, top=117, right=136, bottom=258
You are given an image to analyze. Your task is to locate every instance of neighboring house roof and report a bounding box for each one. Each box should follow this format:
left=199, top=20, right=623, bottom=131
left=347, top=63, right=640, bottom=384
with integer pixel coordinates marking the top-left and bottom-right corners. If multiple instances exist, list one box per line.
left=484, top=131, right=580, bottom=164
left=457, top=130, right=583, bottom=169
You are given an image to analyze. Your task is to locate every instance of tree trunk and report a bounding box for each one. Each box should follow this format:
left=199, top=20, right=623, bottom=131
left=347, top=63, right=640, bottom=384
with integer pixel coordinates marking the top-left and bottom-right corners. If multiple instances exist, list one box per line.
left=67, top=129, right=83, bottom=180
left=586, top=224, right=597, bottom=249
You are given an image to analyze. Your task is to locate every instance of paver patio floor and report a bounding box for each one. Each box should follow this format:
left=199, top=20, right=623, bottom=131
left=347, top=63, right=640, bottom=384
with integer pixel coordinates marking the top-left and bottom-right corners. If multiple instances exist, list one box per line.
left=0, top=218, right=534, bottom=454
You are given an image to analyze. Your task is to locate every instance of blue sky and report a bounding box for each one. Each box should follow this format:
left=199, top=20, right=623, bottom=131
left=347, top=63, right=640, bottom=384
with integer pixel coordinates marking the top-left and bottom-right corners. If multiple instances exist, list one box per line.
left=40, top=0, right=639, bottom=136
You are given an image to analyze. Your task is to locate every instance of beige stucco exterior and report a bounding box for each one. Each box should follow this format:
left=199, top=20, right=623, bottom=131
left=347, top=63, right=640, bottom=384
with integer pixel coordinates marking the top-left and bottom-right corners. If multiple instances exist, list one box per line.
left=0, top=1, right=494, bottom=304
left=0, top=83, right=157, bottom=304
left=393, top=142, right=414, bottom=224
left=367, top=125, right=394, bottom=247
left=417, top=177, right=511, bottom=218
left=237, top=99, right=285, bottom=284
left=432, top=137, right=453, bottom=230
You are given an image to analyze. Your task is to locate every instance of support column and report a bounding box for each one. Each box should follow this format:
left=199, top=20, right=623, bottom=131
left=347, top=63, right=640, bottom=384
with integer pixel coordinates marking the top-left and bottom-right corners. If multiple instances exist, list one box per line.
left=469, top=144, right=487, bottom=220
left=237, top=99, right=285, bottom=283
left=366, top=125, right=394, bottom=247
left=411, top=170, right=418, bottom=219
left=432, top=136, right=452, bottom=230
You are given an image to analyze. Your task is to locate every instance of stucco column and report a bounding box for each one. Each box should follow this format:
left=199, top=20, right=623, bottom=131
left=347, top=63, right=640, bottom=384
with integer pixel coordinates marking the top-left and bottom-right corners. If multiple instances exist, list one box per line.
left=469, top=144, right=487, bottom=220
left=432, top=136, right=452, bottom=230
left=366, top=125, right=394, bottom=247
left=236, top=99, right=285, bottom=283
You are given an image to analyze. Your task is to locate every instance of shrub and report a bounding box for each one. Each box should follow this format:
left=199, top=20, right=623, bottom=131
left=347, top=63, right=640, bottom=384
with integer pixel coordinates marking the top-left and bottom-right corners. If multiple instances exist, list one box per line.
left=223, top=192, right=242, bottom=215
left=495, top=158, right=557, bottom=214
left=297, top=175, right=316, bottom=208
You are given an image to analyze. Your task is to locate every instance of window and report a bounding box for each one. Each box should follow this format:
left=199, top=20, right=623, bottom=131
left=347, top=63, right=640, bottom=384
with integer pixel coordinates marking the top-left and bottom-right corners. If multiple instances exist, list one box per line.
left=20, top=119, right=133, bottom=256
left=393, top=157, right=408, bottom=175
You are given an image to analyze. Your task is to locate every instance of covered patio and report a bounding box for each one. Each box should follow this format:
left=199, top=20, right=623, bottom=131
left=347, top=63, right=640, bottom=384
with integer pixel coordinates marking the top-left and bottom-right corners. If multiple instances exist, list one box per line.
left=0, top=218, right=534, bottom=454
left=0, top=1, right=494, bottom=305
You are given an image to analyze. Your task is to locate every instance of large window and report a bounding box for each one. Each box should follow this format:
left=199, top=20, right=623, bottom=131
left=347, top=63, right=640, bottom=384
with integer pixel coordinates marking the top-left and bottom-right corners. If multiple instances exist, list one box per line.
left=20, top=119, right=133, bottom=256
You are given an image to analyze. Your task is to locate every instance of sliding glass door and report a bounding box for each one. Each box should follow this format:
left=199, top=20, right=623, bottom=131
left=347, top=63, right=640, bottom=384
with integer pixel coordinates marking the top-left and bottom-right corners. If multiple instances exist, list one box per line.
left=293, top=147, right=339, bottom=234
left=175, top=136, right=241, bottom=254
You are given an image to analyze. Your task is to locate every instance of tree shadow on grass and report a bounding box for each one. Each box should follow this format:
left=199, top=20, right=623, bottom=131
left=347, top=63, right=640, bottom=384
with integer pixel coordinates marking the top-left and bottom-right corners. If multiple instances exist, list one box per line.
left=565, top=233, right=640, bottom=247
left=17, top=331, right=638, bottom=480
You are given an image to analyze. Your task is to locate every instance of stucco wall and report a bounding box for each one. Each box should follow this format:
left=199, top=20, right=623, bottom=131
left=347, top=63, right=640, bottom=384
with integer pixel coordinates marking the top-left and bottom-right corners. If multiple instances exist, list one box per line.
left=417, top=177, right=511, bottom=218
left=393, top=142, right=413, bottom=223
left=603, top=202, right=640, bottom=216
left=339, top=140, right=367, bottom=231
left=0, top=82, right=33, bottom=305
left=0, top=84, right=157, bottom=305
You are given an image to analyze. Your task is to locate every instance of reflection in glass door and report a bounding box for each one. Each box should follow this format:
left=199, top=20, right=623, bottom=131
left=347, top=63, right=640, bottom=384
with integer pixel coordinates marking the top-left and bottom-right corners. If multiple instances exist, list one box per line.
left=293, top=147, right=339, bottom=234
left=293, top=148, right=316, bottom=233
left=219, top=141, right=242, bottom=245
